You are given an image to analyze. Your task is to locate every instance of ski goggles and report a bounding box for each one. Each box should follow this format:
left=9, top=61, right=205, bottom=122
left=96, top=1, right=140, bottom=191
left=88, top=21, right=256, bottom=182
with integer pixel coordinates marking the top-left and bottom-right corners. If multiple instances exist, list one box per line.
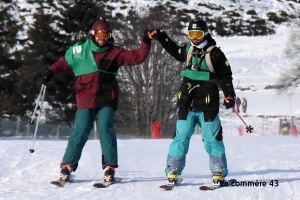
left=187, top=30, right=205, bottom=40
left=91, top=30, right=112, bottom=40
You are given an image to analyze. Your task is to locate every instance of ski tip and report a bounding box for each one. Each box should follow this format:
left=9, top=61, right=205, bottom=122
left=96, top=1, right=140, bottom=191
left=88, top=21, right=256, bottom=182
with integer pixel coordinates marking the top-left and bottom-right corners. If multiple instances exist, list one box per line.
left=199, top=186, right=214, bottom=191
left=159, top=185, right=173, bottom=190
left=199, top=179, right=238, bottom=191
left=50, top=180, right=67, bottom=187
left=93, top=177, right=123, bottom=188
left=159, top=178, right=183, bottom=191
left=93, top=183, right=107, bottom=188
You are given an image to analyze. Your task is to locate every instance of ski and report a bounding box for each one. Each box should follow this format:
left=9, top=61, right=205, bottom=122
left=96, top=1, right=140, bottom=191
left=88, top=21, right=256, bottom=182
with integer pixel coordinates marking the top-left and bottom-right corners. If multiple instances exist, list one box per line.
left=199, top=179, right=237, bottom=191
left=50, top=179, right=68, bottom=187
left=50, top=175, right=74, bottom=187
left=159, top=178, right=183, bottom=191
left=93, top=177, right=123, bottom=188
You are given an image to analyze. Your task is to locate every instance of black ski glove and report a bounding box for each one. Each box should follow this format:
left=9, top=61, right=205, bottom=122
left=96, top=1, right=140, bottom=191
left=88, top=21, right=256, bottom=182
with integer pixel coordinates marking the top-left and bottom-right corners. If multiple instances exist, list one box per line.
left=223, top=96, right=235, bottom=109
left=148, top=29, right=163, bottom=40
left=43, top=69, right=53, bottom=85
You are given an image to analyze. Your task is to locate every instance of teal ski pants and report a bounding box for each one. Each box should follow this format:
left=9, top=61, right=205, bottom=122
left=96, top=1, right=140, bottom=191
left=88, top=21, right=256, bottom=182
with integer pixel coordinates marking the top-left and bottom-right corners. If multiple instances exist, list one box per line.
left=166, top=111, right=227, bottom=176
left=61, top=107, right=118, bottom=171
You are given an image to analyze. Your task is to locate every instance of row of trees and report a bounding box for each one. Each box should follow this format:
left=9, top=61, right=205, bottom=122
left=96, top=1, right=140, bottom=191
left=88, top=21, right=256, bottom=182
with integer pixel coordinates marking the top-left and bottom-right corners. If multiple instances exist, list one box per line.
left=0, top=0, right=299, bottom=136
left=0, top=1, right=186, bottom=136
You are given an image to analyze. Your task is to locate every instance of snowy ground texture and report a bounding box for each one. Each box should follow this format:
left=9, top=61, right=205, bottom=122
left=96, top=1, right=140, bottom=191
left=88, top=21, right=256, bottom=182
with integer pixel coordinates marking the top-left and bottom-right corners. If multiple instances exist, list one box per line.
left=1, top=136, right=300, bottom=200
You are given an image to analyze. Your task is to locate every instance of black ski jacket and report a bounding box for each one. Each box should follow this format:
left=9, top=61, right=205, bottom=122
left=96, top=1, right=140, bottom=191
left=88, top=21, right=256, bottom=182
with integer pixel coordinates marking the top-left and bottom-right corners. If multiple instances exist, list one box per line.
left=155, top=32, right=236, bottom=120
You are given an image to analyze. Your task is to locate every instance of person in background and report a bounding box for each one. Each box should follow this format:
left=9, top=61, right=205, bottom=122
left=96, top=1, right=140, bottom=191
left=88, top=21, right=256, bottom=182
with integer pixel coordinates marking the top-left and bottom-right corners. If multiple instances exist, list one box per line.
left=149, top=19, right=236, bottom=188
left=242, top=97, right=247, bottom=113
left=235, top=97, right=241, bottom=113
left=281, top=118, right=291, bottom=135
left=42, top=18, right=153, bottom=183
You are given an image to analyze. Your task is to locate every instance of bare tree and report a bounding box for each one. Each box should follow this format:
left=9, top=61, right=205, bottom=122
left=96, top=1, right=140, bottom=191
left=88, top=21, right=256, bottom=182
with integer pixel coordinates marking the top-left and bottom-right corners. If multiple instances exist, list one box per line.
left=284, top=25, right=300, bottom=58
left=277, top=18, right=300, bottom=94
left=277, top=63, right=300, bottom=94
left=114, top=6, right=186, bottom=137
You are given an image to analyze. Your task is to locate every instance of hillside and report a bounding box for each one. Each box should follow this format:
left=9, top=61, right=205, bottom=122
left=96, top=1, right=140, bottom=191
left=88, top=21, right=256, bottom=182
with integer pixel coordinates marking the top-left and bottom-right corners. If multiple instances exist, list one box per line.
left=16, top=0, right=300, bottom=36
left=105, top=0, right=300, bottom=35
left=2, top=0, right=298, bottom=136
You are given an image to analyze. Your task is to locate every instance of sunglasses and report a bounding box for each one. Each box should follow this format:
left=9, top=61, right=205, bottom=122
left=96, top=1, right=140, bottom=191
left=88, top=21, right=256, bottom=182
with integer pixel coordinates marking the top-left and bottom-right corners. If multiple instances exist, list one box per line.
left=91, top=30, right=112, bottom=40
left=187, top=30, right=205, bottom=40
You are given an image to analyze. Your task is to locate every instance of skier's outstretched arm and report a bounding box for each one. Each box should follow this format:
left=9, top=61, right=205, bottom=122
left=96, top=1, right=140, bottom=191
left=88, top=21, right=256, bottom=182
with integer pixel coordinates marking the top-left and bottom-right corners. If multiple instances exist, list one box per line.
left=149, top=29, right=186, bottom=62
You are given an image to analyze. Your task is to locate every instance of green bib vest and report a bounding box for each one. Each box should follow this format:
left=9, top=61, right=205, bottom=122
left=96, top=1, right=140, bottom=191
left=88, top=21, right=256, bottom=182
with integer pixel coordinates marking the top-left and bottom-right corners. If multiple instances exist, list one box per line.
left=180, top=43, right=210, bottom=81
left=64, top=39, right=110, bottom=77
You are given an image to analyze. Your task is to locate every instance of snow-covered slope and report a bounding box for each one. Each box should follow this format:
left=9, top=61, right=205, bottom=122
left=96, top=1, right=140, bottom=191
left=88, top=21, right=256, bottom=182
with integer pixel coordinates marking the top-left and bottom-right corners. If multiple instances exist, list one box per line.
left=1, top=135, right=300, bottom=200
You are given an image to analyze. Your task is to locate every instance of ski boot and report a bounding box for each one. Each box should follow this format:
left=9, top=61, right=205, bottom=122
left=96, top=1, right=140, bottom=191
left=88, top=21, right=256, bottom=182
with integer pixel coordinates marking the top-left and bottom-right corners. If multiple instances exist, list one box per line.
left=212, top=172, right=225, bottom=188
left=60, top=164, right=73, bottom=182
left=167, top=170, right=179, bottom=186
left=104, top=166, right=116, bottom=182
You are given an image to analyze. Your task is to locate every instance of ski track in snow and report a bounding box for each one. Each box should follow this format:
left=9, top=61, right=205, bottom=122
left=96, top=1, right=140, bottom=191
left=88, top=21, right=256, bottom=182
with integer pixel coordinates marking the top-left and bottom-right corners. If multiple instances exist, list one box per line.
left=1, top=136, right=300, bottom=200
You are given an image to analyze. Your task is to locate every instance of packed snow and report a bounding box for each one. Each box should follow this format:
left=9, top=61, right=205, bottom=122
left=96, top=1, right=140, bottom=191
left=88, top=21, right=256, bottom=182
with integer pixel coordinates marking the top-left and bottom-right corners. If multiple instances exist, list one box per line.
left=1, top=23, right=300, bottom=200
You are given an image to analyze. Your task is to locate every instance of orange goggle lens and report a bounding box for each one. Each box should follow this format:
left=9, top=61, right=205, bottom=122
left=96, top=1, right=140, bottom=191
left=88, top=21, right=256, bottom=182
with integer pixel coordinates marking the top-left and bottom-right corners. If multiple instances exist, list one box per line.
left=187, top=30, right=205, bottom=40
left=92, top=30, right=111, bottom=40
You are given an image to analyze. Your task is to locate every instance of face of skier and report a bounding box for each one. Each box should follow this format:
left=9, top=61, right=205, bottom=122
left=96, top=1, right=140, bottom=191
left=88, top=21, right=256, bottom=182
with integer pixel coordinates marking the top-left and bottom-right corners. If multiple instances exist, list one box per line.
left=92, top=30, right=111, bottom=47
left=91, top=20, right=112, bottom=47
left=190, top=37, right=204, bottom=45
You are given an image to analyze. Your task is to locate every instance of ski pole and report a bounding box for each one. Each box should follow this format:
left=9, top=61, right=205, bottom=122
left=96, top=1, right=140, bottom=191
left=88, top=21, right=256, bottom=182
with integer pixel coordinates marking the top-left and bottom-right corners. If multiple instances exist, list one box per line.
left=29, top=84, right=45, bottom=125
left=29, top=84, right=47, bottom=153
left=234, top=110, right=253, bottom=133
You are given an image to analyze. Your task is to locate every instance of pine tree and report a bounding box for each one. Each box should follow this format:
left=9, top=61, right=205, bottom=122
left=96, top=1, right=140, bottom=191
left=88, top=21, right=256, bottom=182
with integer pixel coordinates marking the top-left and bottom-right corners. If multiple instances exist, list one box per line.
left=20, top=0, right=108, bottom=122
left=0, top=1, right=23, bottom=118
